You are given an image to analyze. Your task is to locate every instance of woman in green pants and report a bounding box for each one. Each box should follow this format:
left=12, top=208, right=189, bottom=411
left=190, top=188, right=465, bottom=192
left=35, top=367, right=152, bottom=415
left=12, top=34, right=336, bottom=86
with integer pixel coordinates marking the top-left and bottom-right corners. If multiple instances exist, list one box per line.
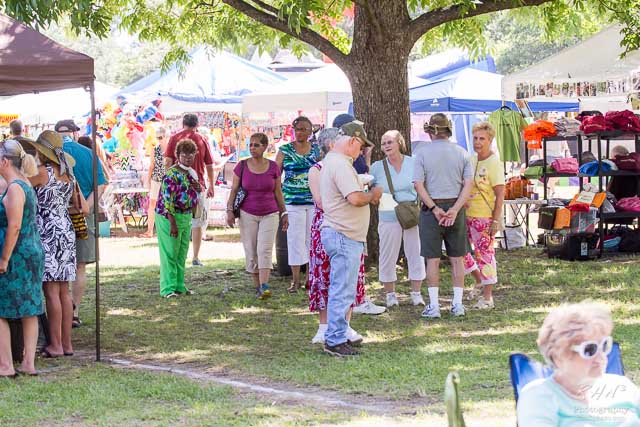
left=155, top=139, right=201, bottom=298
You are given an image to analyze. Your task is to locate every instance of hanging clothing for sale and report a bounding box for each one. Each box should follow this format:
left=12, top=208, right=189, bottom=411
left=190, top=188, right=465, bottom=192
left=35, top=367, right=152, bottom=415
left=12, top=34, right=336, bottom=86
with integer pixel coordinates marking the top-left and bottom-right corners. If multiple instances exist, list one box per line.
left=488, top=108, right=527, bottom=162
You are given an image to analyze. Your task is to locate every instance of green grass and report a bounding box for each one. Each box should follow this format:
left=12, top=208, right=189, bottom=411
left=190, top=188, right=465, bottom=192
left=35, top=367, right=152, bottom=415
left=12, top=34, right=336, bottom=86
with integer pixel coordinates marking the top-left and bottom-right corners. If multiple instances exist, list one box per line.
left=0, top=363, right=345, bottom=427
left=28, top=241, right=640, bottom=425
left=80, top=251, right=640, bottom=396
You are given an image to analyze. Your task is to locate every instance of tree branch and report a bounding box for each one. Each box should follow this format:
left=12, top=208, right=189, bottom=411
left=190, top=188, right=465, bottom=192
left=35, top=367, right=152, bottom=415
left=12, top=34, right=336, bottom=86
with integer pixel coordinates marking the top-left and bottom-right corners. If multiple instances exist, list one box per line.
left=248, top=0, right=278, bottom=15
left=407, top=0, right=555, bottom=44
left=353, top=0, right=383, bottom=45
left=221, top=0, right=348, bottom=63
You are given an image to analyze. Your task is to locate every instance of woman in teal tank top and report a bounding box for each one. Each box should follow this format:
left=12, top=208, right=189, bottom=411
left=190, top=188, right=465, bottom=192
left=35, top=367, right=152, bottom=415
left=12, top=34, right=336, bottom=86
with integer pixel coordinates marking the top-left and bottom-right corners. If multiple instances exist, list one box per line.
left=275, top=116, right=321, bottom=292
left=0, top=140, right=44, bottom=377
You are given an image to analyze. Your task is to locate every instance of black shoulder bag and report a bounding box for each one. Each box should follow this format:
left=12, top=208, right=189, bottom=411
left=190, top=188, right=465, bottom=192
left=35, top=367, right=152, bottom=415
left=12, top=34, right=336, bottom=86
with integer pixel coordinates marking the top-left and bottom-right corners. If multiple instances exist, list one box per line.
left=233, top=160, right=247, bottom=218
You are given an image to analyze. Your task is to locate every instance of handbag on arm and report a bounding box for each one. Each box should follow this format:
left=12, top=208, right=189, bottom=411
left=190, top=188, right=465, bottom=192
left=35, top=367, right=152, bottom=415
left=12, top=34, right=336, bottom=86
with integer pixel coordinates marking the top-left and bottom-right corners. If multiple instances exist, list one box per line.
left=382, top=159, right=420, bottom=230
left=68, top=181, right=89, bottom=240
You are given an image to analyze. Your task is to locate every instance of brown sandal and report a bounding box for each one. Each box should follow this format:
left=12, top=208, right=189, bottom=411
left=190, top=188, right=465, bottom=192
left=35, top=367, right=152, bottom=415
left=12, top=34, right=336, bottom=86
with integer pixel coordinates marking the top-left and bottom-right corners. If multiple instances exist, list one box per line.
left=287, top=283, right=299, bottom=294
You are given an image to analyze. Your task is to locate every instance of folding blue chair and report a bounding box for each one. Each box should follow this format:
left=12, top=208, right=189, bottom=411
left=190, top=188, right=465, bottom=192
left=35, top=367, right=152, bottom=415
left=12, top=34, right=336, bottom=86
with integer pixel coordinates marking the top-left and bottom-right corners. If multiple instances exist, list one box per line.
left=509, top=341, right=624, bottom=403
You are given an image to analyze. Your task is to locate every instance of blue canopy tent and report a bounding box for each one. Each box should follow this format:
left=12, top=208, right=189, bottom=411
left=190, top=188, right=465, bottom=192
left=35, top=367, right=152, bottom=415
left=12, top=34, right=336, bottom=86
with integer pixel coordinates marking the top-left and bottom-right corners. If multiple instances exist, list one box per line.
left=410, top=49, right=496, bottom=80
left=408, top=68, right=579, bottom=150
left=118, top=48, right=286, bottom=113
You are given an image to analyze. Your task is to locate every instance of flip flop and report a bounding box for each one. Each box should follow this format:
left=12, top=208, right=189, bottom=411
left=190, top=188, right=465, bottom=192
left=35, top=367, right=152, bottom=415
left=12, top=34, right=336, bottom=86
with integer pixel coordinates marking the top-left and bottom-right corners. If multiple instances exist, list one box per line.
left=15, top=369, right=38, bottom=377
left=64, top=352, right=74, bottom=356
left=40, top=348, right=62, bottom=358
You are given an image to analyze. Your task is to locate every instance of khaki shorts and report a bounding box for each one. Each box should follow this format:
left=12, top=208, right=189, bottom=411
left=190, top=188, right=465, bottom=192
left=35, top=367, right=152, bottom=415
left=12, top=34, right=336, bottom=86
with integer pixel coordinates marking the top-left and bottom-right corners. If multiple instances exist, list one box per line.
left=419, top=202, right=468, bottom=259
left=77, top=213, right=96, bottom=264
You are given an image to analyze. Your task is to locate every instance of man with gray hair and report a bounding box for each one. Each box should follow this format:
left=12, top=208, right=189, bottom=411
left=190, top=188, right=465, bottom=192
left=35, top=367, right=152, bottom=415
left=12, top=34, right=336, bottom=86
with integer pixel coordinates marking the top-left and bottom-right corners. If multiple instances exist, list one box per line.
left=320, top=122, right=382, bottom=357
left=413, top=113, right=473, bottom=319
left=9, top=119, right=23, bottom=138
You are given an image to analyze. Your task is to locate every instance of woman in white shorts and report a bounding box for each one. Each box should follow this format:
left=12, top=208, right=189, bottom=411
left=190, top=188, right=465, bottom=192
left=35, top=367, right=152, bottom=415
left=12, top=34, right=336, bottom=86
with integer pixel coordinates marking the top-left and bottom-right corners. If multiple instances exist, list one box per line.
left=275, top=116, right=321, bottom=293
left=370, top=130, right=426, bottom=308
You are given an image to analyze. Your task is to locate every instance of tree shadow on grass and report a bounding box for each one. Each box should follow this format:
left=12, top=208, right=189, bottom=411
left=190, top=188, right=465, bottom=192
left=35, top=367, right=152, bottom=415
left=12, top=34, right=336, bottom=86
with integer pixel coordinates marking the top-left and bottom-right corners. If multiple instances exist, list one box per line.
left=75, top=252, right=640, bottom=403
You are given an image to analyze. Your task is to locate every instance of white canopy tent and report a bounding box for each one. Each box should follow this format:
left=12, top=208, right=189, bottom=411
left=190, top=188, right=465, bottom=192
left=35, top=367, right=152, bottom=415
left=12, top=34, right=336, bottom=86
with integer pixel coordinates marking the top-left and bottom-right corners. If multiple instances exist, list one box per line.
left=0, top=82, right=119, bottom=124
left=502, top=26, right=640, bottom=112
left=242, top=63, right=350, bottom=125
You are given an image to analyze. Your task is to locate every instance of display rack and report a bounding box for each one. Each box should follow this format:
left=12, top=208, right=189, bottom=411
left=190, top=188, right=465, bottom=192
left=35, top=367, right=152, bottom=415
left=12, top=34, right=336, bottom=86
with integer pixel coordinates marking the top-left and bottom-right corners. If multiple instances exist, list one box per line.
left=539, top=135, right=579, bottom=201
left=577, top=132, right=640, bottom=256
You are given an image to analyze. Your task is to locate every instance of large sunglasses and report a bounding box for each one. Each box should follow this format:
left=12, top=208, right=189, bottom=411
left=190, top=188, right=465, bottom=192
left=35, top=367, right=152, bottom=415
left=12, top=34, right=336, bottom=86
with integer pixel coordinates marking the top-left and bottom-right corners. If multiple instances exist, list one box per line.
left=571, top=336, right=613, bottom=359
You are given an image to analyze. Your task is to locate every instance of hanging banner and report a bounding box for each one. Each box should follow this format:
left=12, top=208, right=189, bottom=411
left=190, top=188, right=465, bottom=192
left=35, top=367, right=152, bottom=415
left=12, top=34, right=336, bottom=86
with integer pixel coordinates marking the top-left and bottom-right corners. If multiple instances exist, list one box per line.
left=0, top=114, right=19, bottom=125
left=516, top=72, right=640, bottom=99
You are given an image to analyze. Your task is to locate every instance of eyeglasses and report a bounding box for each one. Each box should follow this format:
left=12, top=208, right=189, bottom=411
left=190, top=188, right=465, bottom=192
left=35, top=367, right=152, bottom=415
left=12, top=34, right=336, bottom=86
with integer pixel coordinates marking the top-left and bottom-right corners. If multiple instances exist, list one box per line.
left=294, top=128, right=311, bottom=133
left=381, top=140, right=396, bottom=146
left=571, top=336, right=613, bottom=360
left=178, top=152, right=196, bottom=157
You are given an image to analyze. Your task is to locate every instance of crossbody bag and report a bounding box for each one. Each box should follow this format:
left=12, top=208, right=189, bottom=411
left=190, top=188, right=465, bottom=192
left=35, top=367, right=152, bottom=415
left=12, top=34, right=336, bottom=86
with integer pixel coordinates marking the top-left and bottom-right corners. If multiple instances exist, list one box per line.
left=382, top=158, right=420, bottom=230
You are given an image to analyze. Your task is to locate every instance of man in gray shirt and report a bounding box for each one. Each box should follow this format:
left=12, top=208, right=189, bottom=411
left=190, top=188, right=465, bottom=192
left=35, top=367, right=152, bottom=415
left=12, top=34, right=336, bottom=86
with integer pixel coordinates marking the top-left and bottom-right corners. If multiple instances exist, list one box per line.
left=413, top=114, right=473, bottom=318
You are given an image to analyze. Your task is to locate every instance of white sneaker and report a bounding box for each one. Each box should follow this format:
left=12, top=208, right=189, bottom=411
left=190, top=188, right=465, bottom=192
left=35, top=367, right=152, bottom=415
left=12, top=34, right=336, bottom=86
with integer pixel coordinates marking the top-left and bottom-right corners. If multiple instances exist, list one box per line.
left=473, top=297, right=495, bottom=310
left=421, top=304, right=441, bottom=318
left=312, top=327, right=327, bottom=344
left=353, top=299, right=386, bottom=315
left=346, top=327, right=363, bottom=345
left=451, top=303, right=466, bottom=316
left=386, top=293, right=399, bottom=307
left=410, top=292, right=426, bottom=306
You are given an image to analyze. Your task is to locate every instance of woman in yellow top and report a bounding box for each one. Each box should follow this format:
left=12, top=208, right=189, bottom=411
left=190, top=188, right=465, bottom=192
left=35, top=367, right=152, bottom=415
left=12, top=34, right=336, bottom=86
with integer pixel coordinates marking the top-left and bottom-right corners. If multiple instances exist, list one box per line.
left=463, top=122, right=505, bottom=309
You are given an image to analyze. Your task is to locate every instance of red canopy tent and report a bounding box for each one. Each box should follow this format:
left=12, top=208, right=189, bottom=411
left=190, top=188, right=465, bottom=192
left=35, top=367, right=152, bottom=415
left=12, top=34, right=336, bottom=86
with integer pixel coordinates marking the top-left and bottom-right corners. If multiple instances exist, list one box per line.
left=0, top=13, right=102, bottom=360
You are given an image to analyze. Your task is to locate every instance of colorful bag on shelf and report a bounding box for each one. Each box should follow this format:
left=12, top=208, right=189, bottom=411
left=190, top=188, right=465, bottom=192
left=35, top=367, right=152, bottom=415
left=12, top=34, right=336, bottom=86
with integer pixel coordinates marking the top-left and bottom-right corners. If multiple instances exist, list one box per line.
left=550, top=157, right=579, bottom=174
left=616, top=196, right=640, bottom=212
left=614, top=152, right=640, bottom=172
left=553, top=207, right=571, bottom=229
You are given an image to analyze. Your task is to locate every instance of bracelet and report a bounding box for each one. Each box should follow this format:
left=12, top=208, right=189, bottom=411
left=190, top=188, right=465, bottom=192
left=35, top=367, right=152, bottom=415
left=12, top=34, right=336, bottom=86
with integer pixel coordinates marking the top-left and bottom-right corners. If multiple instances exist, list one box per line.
left=491, top=219, right=499, bottom=224
left=280, top=211, right=288, bottom=218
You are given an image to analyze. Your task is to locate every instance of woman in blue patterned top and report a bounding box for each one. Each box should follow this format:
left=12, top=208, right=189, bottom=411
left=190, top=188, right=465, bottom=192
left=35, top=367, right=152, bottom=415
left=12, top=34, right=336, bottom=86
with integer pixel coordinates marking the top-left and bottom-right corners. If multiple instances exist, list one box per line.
left=275, top=116, right=321, bottom=293
left=155, top=139, right=201, bottom=298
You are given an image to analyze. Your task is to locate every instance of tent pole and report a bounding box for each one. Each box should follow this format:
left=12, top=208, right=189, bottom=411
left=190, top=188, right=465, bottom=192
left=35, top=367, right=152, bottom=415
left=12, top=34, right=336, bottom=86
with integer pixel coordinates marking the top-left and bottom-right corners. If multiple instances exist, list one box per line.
left=89, top=82, right=101, bottom=362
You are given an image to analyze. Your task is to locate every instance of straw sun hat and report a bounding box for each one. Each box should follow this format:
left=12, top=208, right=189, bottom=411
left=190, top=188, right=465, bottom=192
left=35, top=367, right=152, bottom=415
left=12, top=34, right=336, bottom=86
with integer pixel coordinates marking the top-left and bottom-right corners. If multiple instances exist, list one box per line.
left=29, top=130, right=76, bottom=169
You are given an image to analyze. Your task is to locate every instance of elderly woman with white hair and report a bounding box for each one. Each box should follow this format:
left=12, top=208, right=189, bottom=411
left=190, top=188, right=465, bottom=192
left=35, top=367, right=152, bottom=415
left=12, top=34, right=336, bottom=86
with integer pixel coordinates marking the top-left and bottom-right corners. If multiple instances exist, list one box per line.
left=369, top=130, right=425, bottom=308
left=517, top=302, right=640, bottom=426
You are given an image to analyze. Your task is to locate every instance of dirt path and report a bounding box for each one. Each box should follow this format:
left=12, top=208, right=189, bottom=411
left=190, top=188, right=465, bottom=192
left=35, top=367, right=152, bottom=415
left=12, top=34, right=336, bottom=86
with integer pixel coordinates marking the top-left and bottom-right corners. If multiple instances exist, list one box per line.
left=73, top=351, right=436, bottom=418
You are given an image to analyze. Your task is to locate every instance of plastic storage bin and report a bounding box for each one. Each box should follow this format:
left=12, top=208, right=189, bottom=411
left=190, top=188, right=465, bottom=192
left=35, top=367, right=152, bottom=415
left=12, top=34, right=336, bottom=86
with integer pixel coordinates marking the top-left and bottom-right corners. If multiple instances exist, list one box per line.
left=99, top=221, right=111, bottom=238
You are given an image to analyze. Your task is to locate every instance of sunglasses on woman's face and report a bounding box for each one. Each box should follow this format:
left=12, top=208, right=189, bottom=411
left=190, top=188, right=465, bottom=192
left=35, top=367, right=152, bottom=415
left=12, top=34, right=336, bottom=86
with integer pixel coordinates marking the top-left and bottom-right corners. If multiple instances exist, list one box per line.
left=571, top=336, right=613, bottom=359
left=249, top=143, right=264, bottom=148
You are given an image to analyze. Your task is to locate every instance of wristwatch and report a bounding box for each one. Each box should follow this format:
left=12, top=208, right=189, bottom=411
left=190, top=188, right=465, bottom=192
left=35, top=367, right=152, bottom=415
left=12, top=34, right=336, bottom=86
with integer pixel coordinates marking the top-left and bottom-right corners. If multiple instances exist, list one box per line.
left=429, top=204, right=437, bottom=211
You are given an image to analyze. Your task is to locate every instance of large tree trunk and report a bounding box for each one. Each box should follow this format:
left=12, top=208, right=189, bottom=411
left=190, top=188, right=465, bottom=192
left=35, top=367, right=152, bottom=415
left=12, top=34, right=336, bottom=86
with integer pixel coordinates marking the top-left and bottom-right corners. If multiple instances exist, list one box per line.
left=340, top=2, right=413, bottom=264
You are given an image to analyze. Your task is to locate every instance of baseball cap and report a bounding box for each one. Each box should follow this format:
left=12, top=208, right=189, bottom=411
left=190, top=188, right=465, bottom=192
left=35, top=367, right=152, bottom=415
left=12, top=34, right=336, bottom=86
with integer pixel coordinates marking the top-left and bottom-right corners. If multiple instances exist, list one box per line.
left=332, top=113, right=355, bottom=128
left=424, top=113, right=452, bottom=135
left=54, top=119, right=81, bottom=133
left=339, top=121, right=374, bottom=147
